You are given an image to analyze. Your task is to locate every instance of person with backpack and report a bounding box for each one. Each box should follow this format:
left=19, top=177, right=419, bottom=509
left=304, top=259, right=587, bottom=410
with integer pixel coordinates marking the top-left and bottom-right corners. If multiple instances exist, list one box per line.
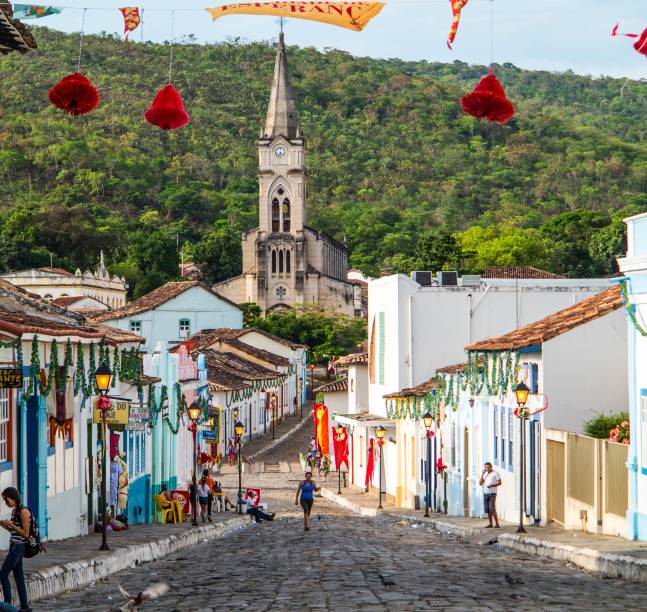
left=0, top=487, right=32, bottom=612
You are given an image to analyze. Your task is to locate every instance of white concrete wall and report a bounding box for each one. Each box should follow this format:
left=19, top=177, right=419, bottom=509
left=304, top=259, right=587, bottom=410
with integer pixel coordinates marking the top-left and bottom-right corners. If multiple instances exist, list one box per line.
left=367, top=274, right=612, bottom=418
left=542, top=310, right=628, bottom=434
left=348, top=365, right=368, bottom=415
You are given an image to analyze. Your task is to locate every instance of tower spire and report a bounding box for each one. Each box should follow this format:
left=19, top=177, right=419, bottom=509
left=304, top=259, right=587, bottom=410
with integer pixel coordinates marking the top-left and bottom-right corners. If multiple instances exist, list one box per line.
left=264, top=33, right=299, bottom=140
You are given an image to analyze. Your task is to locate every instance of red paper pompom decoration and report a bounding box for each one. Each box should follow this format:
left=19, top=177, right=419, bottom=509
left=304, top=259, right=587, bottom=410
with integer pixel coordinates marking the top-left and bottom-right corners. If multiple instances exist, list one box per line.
left=144, top=84, right=189, bottom=130
left=634, top=28, right=647, bottom=57
left=460, top=72, right=515, bottom=124
left=48, top=73, right=100, bottom=116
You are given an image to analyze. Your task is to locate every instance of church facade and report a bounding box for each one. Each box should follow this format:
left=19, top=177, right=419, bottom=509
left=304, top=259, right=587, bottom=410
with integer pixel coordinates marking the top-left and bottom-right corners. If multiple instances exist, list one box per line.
left=215, top=34, right=356, bottom=316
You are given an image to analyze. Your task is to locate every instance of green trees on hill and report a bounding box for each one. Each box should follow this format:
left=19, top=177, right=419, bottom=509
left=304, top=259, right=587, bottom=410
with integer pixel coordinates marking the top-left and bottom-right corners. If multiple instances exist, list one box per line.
left=0, top=28, right=645, bottom=295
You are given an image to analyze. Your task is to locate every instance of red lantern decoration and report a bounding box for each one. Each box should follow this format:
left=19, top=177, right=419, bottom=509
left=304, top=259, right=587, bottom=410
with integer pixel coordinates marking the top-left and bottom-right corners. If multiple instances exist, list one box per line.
left=460, top=72, right=515, bottom=124
left=144, top=84, right=189, bottom=130
left=48, top=72, right=100, bottom=116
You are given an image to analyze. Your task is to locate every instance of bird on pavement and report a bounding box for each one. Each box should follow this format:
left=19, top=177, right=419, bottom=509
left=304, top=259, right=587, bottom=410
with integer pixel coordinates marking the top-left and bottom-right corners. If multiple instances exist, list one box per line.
left=504, top=573, right=524, bottom=585
left=115, top=582, right=169, bottom=611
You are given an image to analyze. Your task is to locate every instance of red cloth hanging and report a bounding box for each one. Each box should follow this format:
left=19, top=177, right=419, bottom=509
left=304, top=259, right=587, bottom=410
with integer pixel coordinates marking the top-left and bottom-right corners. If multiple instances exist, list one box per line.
left=460, top=72, right=515, bottom=124
left=365, top=438, right=375, bottom=487
left=119, top=7, right=141, bottom=42
left=144, top=84, right=190, bottom=130
left=333, top=426, right=349, bottom=471
left=312, top=402, right=320, bottom=450
left=611, top=23, right=647, bottom=58
left=447, top=0, right=468, bottom=49
left=48, top=73, right=100, bottom=116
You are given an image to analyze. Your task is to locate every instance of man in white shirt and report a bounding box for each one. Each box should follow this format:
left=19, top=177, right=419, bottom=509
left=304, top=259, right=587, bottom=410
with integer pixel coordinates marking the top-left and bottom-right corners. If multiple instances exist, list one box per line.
left=479, top=462, right=501, bottom=528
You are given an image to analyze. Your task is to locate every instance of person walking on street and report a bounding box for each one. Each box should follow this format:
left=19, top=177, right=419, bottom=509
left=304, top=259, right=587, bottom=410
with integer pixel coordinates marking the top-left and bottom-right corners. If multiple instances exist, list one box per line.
left=0, top=487, right=31, bottom=612
left=295, top=470, right=319, bottom=532
left=203, top=469, right=215, bottom=521
left=479, top=462, right=501, bottom=528
left=197, top=477, right=210, bottom=523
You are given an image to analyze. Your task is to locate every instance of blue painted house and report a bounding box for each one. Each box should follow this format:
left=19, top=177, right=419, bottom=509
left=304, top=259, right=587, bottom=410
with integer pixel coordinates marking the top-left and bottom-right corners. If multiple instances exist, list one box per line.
left=618, top=212, right=647, bottom=540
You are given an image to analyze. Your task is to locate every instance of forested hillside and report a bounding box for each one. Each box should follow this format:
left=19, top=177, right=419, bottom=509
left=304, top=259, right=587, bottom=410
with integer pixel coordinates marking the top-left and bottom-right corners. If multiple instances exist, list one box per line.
left=0, top=28, right=645, bottom=295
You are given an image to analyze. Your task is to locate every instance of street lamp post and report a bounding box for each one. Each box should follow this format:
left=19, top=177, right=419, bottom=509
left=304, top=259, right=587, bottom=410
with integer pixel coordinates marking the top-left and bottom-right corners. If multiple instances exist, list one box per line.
left=187, top=401, right=202, bottom=527
left=375, top=426, right=386, bottom=509
left=234, top=420, right=244, bottom=514
left=94, top=364, right=113, bottom=551
left=514, top=381, right=530, bottom=534
left=334, top=425, right=345, bottom=495
left=422, top=412, right=434, bottom=518
left=271, top=393, right=277, bottom=440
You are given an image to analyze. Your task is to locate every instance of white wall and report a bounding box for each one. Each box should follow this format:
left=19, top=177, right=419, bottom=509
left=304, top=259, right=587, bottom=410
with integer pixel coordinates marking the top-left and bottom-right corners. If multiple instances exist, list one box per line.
left=367, top=274, right=612, bottom=417
left=542, top=310, right=628, bottom=434
left=348, top=365, right=368, bottom=415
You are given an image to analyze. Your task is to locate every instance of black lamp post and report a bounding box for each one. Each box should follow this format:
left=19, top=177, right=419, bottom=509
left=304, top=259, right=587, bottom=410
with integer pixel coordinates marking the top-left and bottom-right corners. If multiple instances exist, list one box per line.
left=375, top=425, right=386, bottom=509
left=514, top=381, right=530, bottom=534
left=334, top=425, right=345, bottom=495
left=235, top=420, right=244, bottom=514
left=271, top=393, right=277, bottom=440
left=422, top=412, right=433, bottom=518
left=188, top=401, right=202, bottom=527
left=94, top=364, right=113, bottom=551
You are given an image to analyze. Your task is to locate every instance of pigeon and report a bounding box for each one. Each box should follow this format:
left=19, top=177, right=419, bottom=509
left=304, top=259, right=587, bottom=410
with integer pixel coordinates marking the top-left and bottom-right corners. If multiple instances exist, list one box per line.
left=504, top=573, right=524, bottom=585
left=116, top=582, right=169, bottom=611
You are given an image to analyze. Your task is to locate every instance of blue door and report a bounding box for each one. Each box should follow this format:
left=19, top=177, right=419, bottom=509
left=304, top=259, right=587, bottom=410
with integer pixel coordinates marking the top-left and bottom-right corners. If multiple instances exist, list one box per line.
left=26, top=395, right=48, bottom=537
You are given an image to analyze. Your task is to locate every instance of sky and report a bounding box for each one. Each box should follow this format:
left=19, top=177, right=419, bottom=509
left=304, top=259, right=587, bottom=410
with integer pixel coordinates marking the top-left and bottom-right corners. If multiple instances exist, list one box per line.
left=23, top=0, right=647, bottom=79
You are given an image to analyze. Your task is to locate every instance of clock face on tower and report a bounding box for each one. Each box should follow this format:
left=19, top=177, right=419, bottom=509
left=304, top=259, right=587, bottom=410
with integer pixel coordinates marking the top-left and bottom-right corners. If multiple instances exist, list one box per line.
left=274, top=146, right=287, bottom=159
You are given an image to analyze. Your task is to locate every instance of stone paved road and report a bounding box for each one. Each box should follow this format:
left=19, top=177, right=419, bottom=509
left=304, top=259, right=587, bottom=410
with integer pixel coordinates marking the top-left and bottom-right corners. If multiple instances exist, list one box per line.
left=38, top=469, right=647, bottom=611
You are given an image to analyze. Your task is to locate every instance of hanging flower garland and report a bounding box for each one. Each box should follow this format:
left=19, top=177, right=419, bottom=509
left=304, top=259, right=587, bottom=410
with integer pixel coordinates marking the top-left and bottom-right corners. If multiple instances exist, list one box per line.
left=620, top=280, right=647, bottom=337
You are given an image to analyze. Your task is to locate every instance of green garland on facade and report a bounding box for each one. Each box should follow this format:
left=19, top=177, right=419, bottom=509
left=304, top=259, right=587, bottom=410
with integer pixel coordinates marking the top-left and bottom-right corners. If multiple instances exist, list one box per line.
left=74, top=341, right=87, bottom=396
left=620, top=280, right=647, bottom=337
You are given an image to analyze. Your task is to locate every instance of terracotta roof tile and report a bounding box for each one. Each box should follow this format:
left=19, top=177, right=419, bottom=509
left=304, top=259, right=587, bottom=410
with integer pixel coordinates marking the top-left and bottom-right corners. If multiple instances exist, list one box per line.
left=466, top=285, right=621, bottom=351
left=191, top=327, right=307, bottom=351
left=203, top=349, right=286, bottom=384
left=89, top=281, right=241, bottom=322
left=482, top=266, right=565, bottom=279
left=315, top=377, right=348, bottom=393
left=334, top=352, right=368, bottom=367
left=221, top=338, right=289, bottom=367
left=0, top=5, right=36, bottom=54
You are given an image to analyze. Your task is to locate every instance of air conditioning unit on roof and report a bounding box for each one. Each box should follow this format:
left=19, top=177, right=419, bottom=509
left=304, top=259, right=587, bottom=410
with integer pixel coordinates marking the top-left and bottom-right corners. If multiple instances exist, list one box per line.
left=437, top=271, right=458, bottom=286
left=460, top=274, right=482, bottom=287
left=411, top=271, right=434, bottom=286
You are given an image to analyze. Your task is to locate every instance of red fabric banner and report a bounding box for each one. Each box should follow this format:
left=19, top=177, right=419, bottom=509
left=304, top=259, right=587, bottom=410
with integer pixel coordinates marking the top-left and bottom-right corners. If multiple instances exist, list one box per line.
left=333, top=425, right=349, bottom=471
left=447, top=0, right=468, bottom=49
left=315, top=403, right=330, bottom=456
left=120, top=7, right=141, bottom=42
left=365, top=438, right=374, bottom=487
left=313, top=402, right=320, bottom=449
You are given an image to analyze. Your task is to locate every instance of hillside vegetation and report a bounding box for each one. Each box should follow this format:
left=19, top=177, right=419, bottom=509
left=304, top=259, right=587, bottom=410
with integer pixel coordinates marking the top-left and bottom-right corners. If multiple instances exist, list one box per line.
left=0, top=28, right=645, bottom=295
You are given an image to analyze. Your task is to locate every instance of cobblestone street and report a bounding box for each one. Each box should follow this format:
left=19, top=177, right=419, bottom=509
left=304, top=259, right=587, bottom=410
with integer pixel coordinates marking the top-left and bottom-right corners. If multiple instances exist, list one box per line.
left=36, top=421, right=647, bottom=611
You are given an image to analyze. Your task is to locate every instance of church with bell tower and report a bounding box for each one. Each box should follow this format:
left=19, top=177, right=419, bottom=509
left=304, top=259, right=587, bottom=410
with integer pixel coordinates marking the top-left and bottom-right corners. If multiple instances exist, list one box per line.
left=215, top=34, right=356, bottom=315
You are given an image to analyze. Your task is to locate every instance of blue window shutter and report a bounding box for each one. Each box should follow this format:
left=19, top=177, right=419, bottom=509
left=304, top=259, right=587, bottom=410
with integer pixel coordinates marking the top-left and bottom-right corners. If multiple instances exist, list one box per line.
left=378, top=312, right=385, bottom=385
left=531, top=363, right=539, bottom=394
left=494, top=406, right=498, bottom=462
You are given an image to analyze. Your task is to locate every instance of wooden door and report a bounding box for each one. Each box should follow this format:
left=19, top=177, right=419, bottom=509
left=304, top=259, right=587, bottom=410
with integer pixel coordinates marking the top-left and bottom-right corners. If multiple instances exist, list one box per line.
left=547, top=439, right=565, bottom=525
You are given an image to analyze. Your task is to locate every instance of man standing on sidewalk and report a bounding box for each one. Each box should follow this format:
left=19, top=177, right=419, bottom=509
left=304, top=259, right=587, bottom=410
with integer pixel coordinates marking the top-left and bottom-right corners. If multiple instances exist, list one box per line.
left=479, top=462, right=501, bottom=528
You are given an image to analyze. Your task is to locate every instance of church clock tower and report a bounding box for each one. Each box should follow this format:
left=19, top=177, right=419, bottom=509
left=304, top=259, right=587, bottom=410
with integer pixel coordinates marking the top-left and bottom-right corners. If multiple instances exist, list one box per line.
left=256, top=33, right=306, bottom=310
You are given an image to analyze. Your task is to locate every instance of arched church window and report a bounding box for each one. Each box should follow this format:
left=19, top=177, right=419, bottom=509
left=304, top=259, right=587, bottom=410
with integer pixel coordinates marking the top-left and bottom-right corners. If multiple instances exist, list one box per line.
left=272, top=198, right=280, bottom=232
left=271, top=250, right=277, bottom=275
left=286, top=250, right=291, bottom=274
left=283, top=198, right=291, bottom=232
left=279, top=249, right=284, bottom=274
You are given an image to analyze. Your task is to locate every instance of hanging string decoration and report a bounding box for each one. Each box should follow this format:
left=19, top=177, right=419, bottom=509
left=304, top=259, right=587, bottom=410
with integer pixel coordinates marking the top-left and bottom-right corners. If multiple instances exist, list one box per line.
left=611, top=23, right=647, bottom=58
left=447, top=0, right=468, bottom=49
left=48, top=9, right=100, bottom=116
left=119, top=7, right=141, bottom=42
left=460, top=72, right=515, bottom=124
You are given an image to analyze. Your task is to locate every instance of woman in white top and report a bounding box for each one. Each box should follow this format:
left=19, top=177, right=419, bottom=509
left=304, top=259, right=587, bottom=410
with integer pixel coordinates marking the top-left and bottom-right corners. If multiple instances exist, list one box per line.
left=197, top=477, right=211, bottom=523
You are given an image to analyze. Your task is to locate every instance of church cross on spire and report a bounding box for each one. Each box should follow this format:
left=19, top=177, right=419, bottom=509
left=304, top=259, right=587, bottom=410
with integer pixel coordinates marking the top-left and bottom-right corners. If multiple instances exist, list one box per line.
left=264, top=32, right=300, bottom=140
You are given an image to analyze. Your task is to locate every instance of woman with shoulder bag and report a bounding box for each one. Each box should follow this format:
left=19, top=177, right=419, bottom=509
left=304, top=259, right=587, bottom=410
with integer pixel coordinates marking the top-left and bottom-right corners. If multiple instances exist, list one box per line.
left=0, top=487, right=31, bottom=612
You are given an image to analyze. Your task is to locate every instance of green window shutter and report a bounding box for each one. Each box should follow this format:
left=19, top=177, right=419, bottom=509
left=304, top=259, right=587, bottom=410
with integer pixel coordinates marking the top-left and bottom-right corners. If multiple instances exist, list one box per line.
left=378, top=311, right=385, bottom=385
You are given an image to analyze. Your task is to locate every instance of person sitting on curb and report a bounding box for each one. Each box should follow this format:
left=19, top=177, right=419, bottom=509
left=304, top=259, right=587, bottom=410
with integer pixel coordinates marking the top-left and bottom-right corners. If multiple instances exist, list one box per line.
left=242, top=490, right=275, bottom=524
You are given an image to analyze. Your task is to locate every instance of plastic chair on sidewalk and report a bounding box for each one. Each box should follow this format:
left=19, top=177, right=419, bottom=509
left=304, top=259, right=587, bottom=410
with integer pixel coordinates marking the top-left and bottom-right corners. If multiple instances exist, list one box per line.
left=153, top=494, right=177, bottom=523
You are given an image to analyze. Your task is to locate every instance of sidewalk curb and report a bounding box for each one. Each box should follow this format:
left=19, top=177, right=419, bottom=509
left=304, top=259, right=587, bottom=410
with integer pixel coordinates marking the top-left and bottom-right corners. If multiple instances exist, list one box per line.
left=498, top=533, right=647, bottom=582
left=321, top=488, right=377, bottom=517
left=27, top=517, right=248, bottom=603
left=248, top=412, right=311, bottom=461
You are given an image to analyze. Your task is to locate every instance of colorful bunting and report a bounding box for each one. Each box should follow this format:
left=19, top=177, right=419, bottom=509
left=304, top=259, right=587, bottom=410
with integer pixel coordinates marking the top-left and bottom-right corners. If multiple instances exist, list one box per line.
left=611, top=23, right=647, bottom=58
left=206, top=2, right=384, bottom=32
left=12, top=4, right=62, bottom=19
left=119, top=7, right=141, bottom=42
left=447, top=0, right=468, bottom=49
left=460, top=71, right=515, bottom=124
